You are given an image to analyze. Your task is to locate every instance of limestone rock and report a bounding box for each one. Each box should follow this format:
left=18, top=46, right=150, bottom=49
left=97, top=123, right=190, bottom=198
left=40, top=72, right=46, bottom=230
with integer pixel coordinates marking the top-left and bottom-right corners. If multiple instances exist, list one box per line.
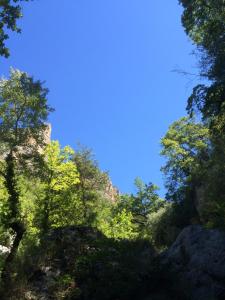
left=161, top=225, right=225, bottom=300
left=103, top=179, right=120, bottom=202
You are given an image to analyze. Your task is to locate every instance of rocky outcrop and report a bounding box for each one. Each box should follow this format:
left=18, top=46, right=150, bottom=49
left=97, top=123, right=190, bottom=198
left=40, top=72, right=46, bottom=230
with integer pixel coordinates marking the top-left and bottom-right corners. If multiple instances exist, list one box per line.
left=25, top=123, right=51, bottom=154
left=160, top=225, right=225, bottom=300
left=103, top=179, right=120, bottom=202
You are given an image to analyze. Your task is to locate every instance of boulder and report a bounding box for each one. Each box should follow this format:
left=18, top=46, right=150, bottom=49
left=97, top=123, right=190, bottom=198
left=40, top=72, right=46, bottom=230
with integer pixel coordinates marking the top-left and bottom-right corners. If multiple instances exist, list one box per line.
left=160, top=225, right=225, bottom=300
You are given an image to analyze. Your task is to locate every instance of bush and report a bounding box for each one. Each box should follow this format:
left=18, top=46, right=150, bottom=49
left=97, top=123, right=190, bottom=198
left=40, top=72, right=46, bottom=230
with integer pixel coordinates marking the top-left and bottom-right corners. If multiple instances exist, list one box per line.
left=146, top=196, right=198, bottom=249
left=146, top=203, right=178, bottom=248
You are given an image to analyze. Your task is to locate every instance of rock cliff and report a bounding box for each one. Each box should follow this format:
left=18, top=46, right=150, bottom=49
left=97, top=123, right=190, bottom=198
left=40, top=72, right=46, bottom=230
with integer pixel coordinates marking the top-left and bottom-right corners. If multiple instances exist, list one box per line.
left=159, top=225, right=225, bottom=300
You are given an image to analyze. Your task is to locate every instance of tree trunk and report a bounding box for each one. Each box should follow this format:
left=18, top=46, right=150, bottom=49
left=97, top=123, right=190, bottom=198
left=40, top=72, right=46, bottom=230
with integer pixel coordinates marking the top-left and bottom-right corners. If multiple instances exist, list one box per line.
left=1, top=222, right=25, bottom=297
left=0, top=152, right=26, bottom=297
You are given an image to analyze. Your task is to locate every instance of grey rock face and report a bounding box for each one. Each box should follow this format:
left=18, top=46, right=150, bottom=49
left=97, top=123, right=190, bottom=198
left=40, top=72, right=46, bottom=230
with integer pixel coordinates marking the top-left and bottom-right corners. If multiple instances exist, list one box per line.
left=161, top=225, right=225, bottom=300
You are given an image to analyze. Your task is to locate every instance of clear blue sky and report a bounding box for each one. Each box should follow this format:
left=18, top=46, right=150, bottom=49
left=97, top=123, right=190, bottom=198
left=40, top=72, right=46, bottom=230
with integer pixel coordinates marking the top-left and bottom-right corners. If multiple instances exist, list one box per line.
left=0, top=0, right=197, bottom=196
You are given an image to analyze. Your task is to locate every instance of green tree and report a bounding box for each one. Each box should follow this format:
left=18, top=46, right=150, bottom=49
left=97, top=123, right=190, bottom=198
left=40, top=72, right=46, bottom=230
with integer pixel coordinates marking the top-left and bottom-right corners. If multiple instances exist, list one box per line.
left=35, top=141, right=80, bottom=234
left=0, top=0, right=30, bottom=58
left=0, top=68, right=52, bottom=291
left=73, top=146, right=109, bottom=225
left=161, top=116, right=210, bottom=200
left=132, top=178, right=163, bottom=218
left=100, top=208, right=137, bottom=240
left=146, top=202, right=175, bottom=248
left=179, top=0, right=225, bottom=120
left=179, top=1, right=225, bottom=227
left=116, top=178, right=163, bottom=237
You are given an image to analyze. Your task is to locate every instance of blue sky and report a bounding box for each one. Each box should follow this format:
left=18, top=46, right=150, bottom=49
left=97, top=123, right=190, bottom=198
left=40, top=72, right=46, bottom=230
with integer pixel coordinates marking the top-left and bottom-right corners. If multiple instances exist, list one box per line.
left=0, top=1, right=198, bottom=196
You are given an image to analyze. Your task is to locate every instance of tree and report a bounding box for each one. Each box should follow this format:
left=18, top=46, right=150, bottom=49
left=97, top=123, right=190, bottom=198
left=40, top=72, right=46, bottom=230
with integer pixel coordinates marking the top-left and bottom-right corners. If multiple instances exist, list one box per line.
left=100, top=209, right=137, bottom=240
left=0, top=68, right=52, bottom=291
left=179, top=1, right=225, bottom=227
left=35, top=141, right=80, bottom=235
left=146, top=202, right=175, bottom=248
left=179, top=0, right=225, bottom=120
left=161, top=116, right=210, bottom=199
left=116, top=178, right=163, bottom=237
left=159, top=115, right=212, bottom=232
left=132, top=178, right=163, bottom=217
left=73, top=146, right=109, bottom=225
left=179, top=0, right=225, bottom=80
left=0, top=0, right=30, bottom=58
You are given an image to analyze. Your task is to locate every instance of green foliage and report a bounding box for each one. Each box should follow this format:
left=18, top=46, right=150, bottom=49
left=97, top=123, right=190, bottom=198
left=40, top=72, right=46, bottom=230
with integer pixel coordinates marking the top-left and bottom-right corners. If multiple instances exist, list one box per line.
left=180, top=0, right=225, bottom=80
left=0, top=68, right=52, bottom=229
left=0, top=68, right=52, bottom=156
left=116, top=178, right=164, bottom=237
left=180, top=0, right=225, bottom=46
left=35, top=141, right=80, bottom=233
left=179, top=1, right=225, bottom=228
left=0, top=68, right=52, bottom=293
left=157, top=116, right=212, bottom=236
left=161, top=116, right=209, bottom=199
left=133, top=178, right=164, bottom=217
left=99, top=208, right=137, bottom=240
left=0, top=1, right=30, bottom=58
left=11, top=226, right=156, bottom=300
left=2, top=1, right=225, bottom=297
left=73, top=235, right=155, bottom=300
left=147, top=202, right=176, bottom=248
left=54, top=274, right=81, bottom=300
left=0, top=67, right=52, bottom=224
left=179, top=0, right=225, bottom=125
left=200, top=142, right=225, bottom=228
left=43, top=141, right=80, bottom=191
left=0, top=175, right=8, bottom=217
left=73, top=146, right=109, bottom=225
left=179, top=0, right=225, bottom=119
left=147, top=196, right=198, bottom=248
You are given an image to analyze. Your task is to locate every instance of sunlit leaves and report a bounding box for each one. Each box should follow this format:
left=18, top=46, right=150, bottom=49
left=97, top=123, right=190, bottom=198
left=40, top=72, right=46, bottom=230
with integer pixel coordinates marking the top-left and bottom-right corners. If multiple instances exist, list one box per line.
left=43, top=141, right=80, bottom=192
left=0, top=68, right=52, bottom=154
left=100, top=209, right=137, bottom=240
left=161, top=116, right=209, bottom=195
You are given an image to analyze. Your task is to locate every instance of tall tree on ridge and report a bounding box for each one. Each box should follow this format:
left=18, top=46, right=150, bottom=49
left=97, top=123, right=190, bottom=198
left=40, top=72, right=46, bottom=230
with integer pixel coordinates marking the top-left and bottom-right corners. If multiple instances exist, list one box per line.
left=73, top=146, right=108, bottom=224
left=35, top=141, right=80, bottom=235
left=0, top=68, right=52, bottom=293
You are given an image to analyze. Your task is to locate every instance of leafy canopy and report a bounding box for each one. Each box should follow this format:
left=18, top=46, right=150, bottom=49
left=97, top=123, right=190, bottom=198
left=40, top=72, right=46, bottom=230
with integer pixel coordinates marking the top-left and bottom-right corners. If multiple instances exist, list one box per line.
left=0, top=68, right=52, bottom=156
left=161, top=116, right=209, bottom=186
left=73, top=146, right=109, bottom=224
left=179, top=0, right=225, bottom=120
left=43, top=141, right=80, bottom=192
left=35, top=141, right=80, bottom=232
left=0, top=0, right=30, bottom=57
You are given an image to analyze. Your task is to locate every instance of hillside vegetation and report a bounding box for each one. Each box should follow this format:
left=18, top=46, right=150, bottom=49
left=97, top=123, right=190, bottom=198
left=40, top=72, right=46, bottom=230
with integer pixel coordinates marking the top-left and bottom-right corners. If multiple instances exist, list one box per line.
left=0, top=0, right=225, bottom=299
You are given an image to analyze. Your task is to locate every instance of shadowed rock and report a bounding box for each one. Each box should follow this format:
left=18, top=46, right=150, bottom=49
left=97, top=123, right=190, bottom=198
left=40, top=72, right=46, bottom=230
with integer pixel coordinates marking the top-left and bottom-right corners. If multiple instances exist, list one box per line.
left=161, top=225, right=225, bottom=300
